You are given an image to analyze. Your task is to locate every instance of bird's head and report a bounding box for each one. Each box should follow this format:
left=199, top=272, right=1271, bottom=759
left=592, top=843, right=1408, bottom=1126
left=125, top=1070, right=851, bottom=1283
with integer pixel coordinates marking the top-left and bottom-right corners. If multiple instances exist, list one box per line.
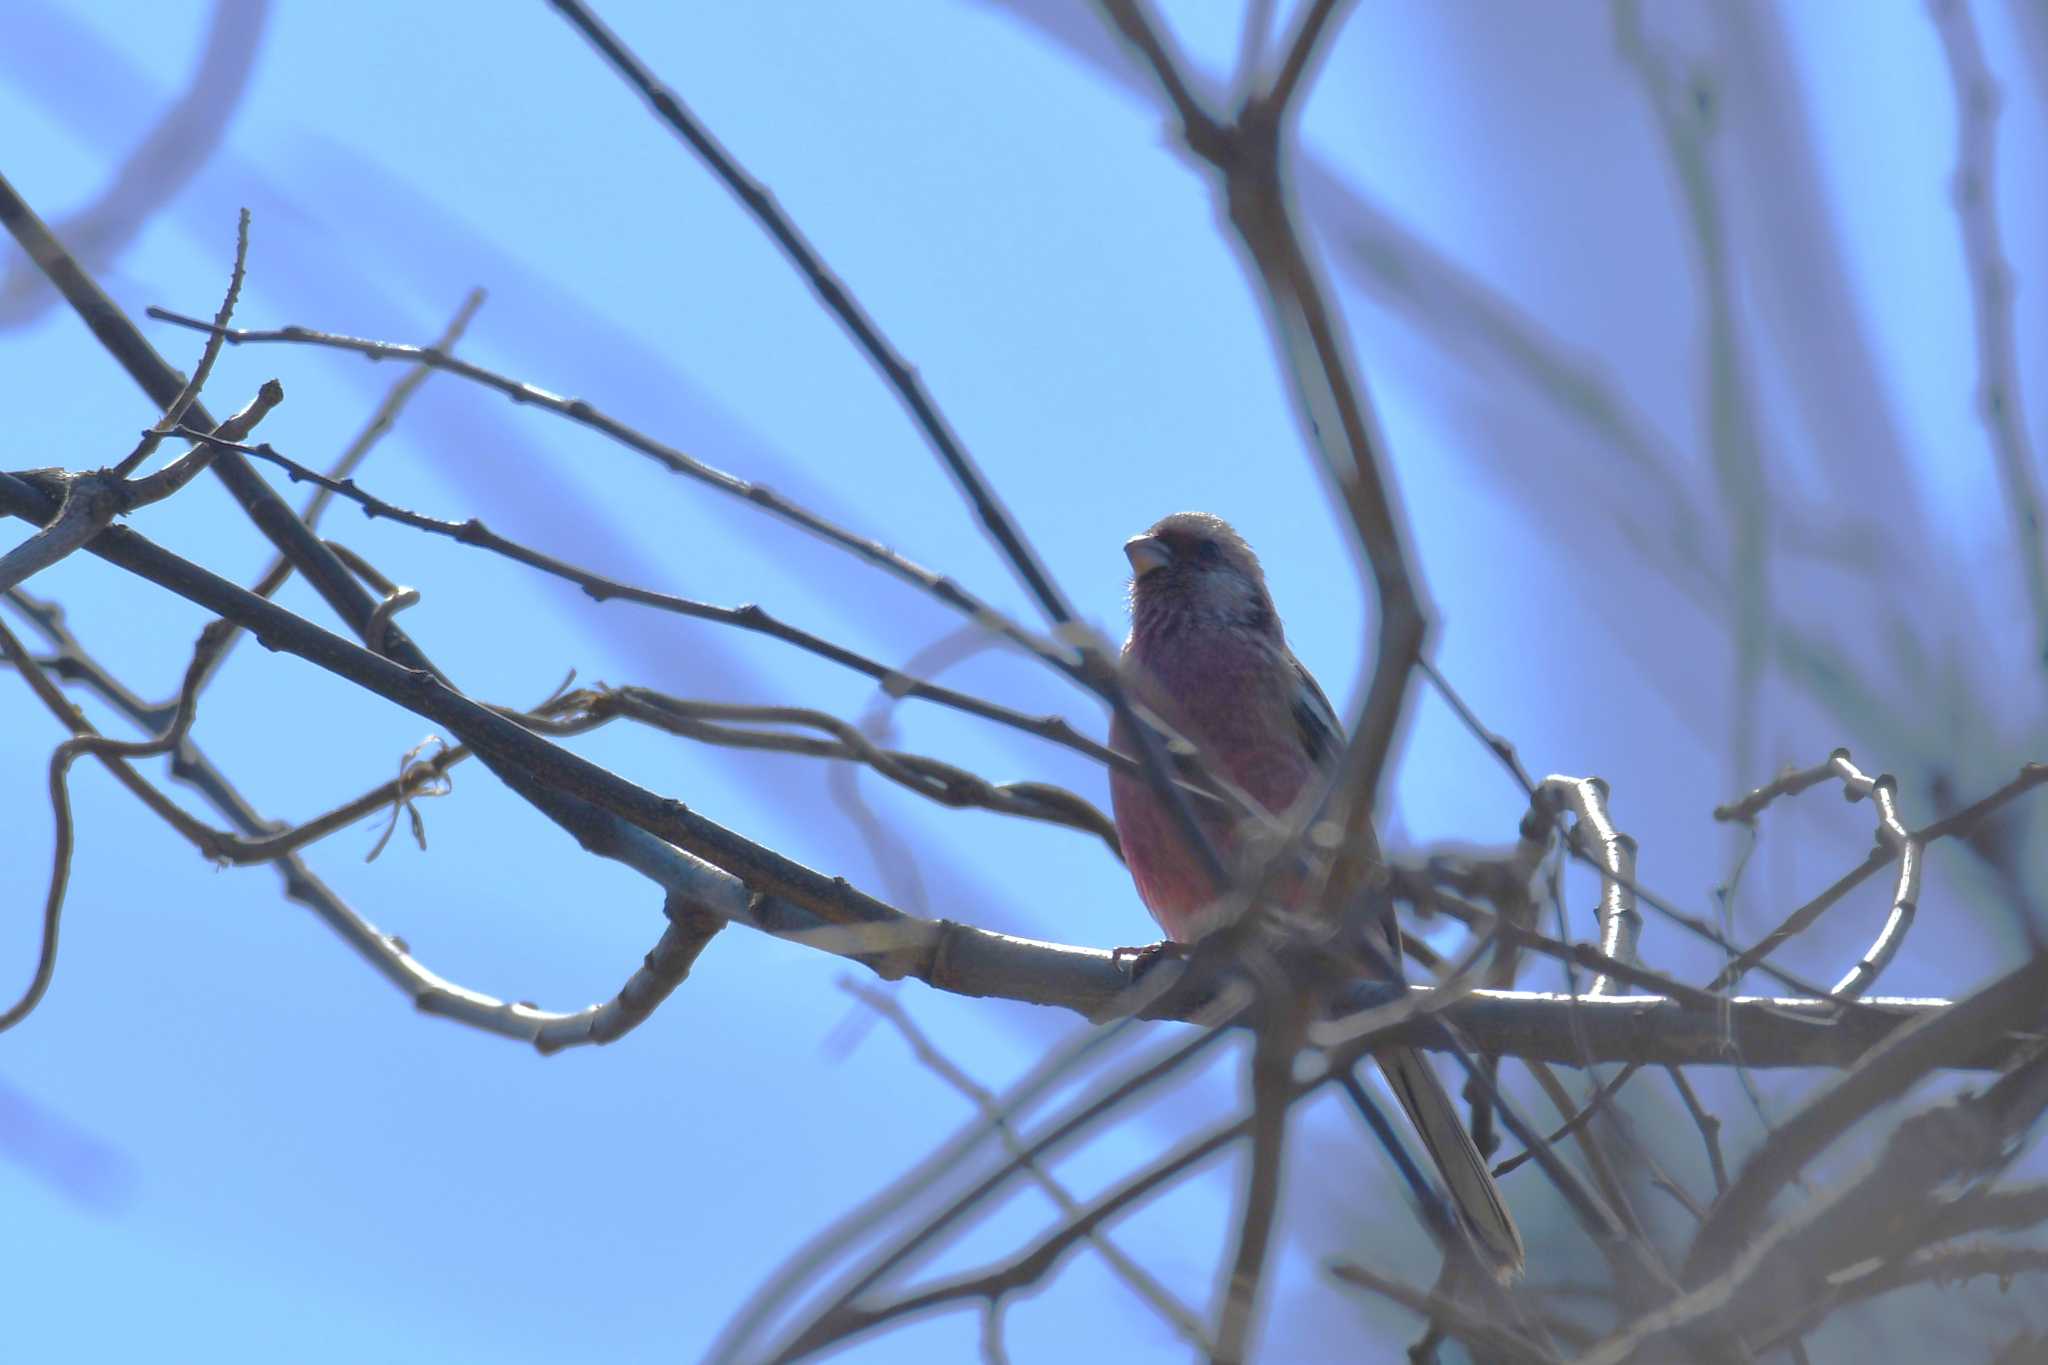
left=1124, top=511, right=1278, bottom=640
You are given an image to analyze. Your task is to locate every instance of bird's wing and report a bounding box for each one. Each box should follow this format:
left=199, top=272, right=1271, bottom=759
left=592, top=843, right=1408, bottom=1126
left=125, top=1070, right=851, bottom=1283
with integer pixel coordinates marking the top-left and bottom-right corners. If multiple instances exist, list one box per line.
left=1289, top=651, right=1408, bottom=971
left=1288, top=653, right=1345, bottom=773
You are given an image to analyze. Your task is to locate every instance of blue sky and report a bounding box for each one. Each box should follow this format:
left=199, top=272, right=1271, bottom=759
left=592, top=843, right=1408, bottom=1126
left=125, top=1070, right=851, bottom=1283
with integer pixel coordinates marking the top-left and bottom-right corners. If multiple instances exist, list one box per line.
left=2, top=3, right=2044, bottom=1361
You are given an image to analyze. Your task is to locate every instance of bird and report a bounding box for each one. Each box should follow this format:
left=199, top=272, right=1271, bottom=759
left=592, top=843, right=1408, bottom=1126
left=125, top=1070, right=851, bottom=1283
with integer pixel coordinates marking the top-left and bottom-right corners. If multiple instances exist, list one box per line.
left=1107, top=510, right=1525, bottom=1278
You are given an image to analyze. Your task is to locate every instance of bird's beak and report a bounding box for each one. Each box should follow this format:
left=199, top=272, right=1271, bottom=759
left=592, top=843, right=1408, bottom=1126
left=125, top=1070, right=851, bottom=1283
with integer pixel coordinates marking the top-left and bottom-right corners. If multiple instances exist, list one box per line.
left=1124, top=535, right=1172, bottom=579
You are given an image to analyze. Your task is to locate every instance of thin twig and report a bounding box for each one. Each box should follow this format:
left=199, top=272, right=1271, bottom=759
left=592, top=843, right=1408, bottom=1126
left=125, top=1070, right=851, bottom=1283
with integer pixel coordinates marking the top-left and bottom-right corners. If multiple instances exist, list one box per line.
left=1607, top=1036, right=2048, bottom=1363
left=0, top=379, right=283, bottom=596
left=189, top=286, right=487, bottom=702
left=1326, top=1260, right=1559, bottom=1364
left=111, top=207, right=250, bottom=478
left=0, top=474, right=124, bottom=596
left=1096, top=0, right=1427, bottom=871
left=0, top=171, right=444, bottom=679
left=706, top=1018, right=1144, bottom=1363
left=1664, top=1065, right=1729, bottom=1196
left=1418, top=656, right=1538, bottom=796
left=1420, top=660, right=1844, bottom=1001
left=1684, top=953, right=2048, bottom=1284
left=1491, top=1063, right=1641, bottom=1180
left=1928, top=0, right=2048, bottom=663
left=1261, top=0, right=1349, bottom=115
left=1, top=588, right=713, bottom=1052
left=1212, top=959, right=1303, bottom=1364
left=160, top=421, right=1137, bottom=775
left=569, top=687, right=1121, bottom=852
left=146, top=316, right=1240, bottom=893
left=1709, top=752, right=2048, bottom=998
left=0, top=614, right=236, bottom=1031
left=544, top=0, right=1077, bottom=630
left=4, top=601, right=459, bottom=869
left=841, top=980, right=1210, bottom=1349
left=1755, top=1244, right=2048, bottom=1357
left=2, top=472, right=2040, bottom=1066
left=143, top=306, right=1087, bottom=682
left=771, top=1101, right=1274, bottom=1363
left=1523, top=1059, right=1653, bottom=1252
left=1615, top=0, right=1773, bottom=784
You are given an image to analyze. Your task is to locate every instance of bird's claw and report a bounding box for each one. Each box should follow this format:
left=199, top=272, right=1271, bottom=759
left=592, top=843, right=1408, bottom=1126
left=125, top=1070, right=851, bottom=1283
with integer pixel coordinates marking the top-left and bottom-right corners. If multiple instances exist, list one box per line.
left=1111, top=938, right=1187, bottom=981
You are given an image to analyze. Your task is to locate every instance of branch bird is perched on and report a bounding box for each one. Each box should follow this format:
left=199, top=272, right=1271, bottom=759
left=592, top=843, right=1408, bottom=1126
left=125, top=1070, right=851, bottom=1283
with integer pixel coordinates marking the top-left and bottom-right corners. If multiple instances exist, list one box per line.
left=1108, top=511, right=1525, bottom=1278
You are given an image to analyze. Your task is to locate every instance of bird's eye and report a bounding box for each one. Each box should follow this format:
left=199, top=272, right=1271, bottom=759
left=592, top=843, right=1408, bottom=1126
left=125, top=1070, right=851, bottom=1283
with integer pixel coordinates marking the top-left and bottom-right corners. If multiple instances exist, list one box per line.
left=1194, top=540, right=1222, bottom=564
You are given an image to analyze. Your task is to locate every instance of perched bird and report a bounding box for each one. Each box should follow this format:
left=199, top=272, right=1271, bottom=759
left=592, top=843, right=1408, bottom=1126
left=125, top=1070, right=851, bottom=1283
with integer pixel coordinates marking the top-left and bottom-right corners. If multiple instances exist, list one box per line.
left=1108, top=511, right=1524, bottom=1277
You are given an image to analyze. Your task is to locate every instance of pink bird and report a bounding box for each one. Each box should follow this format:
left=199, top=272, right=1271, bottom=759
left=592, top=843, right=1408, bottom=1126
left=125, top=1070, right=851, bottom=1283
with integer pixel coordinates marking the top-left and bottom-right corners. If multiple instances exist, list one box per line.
left=1108, top=511, right=1524, bottom=1277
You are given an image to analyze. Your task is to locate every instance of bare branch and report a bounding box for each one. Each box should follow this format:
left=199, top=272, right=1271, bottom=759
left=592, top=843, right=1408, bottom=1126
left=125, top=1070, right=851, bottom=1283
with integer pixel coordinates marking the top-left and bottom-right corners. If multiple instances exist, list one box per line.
left=707, top=1019, right=1145, bottom=1363
left=566, top=688, right=1121, bottom=853
left=780, top=1114, right=1254, bottom=1362
left=0, top=617, right=81, bottom=1032
left=1419, top=655, right=1538, bottom=797
left=0, top=171, right=440, bottom=672
left=1927, top=0, right=2048, bottom=662
left=2, top=589, right=713, bottom=1053
left=841, top=980, right=1210, bottom=1349
left=0, top=370, right=278, bottom=598
left=4, top=472, right=2044, bottom=1066
left=2, top=586, right=450, bottom=870
left=1259, top=0, right=1350, bottom=116
left=1212, top=966, right=1305, bottom=1364
left=0, top=613, right=234, bottom=1031
left=0, top=474, right=123, bottom=596
left=190, top=286, right=487, bottom=701
left=1490, top=1063, right=1642, bottom=1180
left=1603, top=1036, right=2048, bottom=1362
left=1404, top=685, right=1850, bottom=1002
left=111, top=206, right=250, bottom=479
left=1538, top=777, right=1642, bottom=995
left=4, top=523, right=2038, bottom=1079
left=1615, top=0, right=1774, bottom=783
left=144, top=306, right=1087, bottom=683
left=119, top=379, right=284, bottom=510
left=144, top=313, right=1241, bottom=894
left=1708, top=751, right=2047, bottom=997
left=1756, top=1243, right=2048, bottom=1355
left=763, top=1016, right=1252, bottom=1362
left=1664, top=1065, right=1730, bottom=1197
left=1684, top=953, right=2048, bottom=1284
left=1095, top=0, right=1429, bottom=820
left=544, top=0, right=1078, bottom=630
left=1326, top=1260, right=1559, bottom=1364
left=162, top=420, right=1133, bottom=774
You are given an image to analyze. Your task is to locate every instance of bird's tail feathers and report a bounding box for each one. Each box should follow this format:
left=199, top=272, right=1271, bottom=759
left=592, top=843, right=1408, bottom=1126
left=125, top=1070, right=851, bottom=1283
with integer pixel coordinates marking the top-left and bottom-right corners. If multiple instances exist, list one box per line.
left=1376, top=1044, right=1526, bottom=1279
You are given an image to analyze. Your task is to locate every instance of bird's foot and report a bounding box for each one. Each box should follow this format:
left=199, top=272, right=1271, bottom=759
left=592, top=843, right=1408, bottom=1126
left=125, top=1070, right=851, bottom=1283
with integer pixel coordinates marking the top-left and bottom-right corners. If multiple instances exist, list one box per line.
left=1110, top=938, right=1187, bottom=982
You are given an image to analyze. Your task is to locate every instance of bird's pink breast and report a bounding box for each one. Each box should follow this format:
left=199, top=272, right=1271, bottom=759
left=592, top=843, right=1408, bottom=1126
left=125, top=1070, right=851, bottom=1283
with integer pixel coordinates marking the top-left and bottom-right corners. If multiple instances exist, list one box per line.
left=1108, top=630, right=1318, bottom=941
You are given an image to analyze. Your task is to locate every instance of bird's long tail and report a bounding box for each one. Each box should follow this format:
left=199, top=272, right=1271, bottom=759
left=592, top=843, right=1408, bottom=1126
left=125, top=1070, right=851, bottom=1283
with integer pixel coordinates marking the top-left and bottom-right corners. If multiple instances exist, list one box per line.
left=1375, top=1044, right=1525, bottom=1279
